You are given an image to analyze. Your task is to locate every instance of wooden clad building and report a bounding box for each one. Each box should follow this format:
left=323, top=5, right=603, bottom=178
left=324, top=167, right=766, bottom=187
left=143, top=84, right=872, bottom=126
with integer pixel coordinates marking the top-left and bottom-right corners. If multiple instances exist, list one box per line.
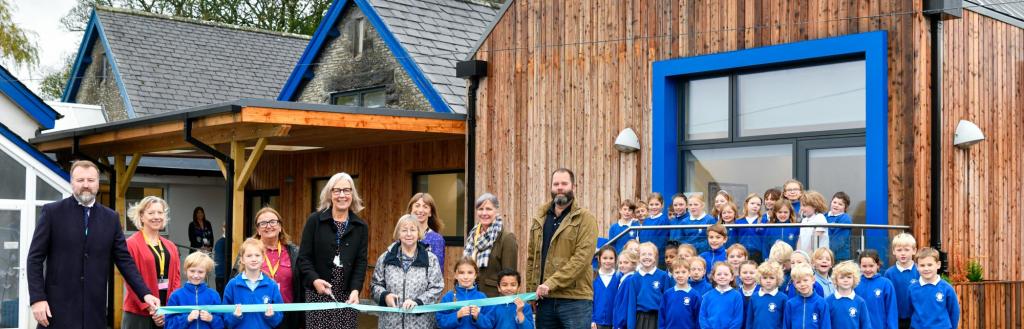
left=467, top=0, right=1024, bottom=289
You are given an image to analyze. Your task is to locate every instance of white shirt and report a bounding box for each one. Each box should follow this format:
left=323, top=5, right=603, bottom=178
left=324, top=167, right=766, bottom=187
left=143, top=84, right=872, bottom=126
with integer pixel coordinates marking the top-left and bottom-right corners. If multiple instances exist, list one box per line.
left=758, top=287, right=779, bottom=297
left=896, top=262, right=915, bottom=272
left=714, top=286, right=734, bottom=293
left=796, top=213, right=829, bottom=255
left=742, top=286, right=757, bottom=297
left=833, top=290, right=856, bottom=300
left=918, top=276, right=940, bottom=286
left=637, top=266, right=657, bottom=276
left=674, top=285, right=692, bottom=292
left=599, top=269, right=615, bottom=287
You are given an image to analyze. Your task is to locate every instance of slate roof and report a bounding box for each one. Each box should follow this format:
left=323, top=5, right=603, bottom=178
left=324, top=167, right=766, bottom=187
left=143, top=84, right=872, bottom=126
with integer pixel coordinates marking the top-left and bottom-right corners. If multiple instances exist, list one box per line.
left=93, top=7, right=309, bottom=116
left=368, top=0, right=500, bottom=113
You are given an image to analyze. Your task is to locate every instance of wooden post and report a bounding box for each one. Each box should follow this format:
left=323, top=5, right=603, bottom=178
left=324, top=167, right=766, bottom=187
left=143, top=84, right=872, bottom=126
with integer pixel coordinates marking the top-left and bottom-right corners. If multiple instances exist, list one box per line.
left=111, top=153, right=140, bottom=329
left=229, top=138, right=268, bottom=253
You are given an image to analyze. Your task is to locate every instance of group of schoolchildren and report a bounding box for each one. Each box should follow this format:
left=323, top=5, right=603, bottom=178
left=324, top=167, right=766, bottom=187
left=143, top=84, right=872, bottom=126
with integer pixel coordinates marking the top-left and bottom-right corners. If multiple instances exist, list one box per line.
left=595, top=185, right=961, bottom=329
left=161, top=238, right=534, bottom=329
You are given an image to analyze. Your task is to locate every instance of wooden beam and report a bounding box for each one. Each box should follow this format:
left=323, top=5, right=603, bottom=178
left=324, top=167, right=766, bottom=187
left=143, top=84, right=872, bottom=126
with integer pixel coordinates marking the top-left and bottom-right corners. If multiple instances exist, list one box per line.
left=112, top=155, right=126, bottom=329
left=230, top=141, right=245, bottom=254
left=235, top=137, right=268, bottom=191
left=33, top=113, right=241, bottom=152
left=241, top=107, right=465, bottom=135
left=214, top=158, right=228, bottom=179
left=116, top=153, right=141, bottom=196
left=67, top=124, right=292, bottom=156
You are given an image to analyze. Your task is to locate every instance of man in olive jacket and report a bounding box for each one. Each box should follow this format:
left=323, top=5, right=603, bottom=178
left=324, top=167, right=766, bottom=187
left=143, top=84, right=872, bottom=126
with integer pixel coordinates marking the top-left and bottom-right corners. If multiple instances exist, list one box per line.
left=525, top=168, right=598, bottom=329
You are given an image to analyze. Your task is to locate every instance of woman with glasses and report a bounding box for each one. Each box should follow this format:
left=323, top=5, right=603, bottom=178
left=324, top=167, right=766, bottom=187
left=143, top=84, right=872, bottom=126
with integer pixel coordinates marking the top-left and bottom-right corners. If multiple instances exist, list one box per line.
left=122, top=196, right=181, bottom=329
left=251, top=206, right=303, bottom=328
left=297, top=172, right=368, bottom=329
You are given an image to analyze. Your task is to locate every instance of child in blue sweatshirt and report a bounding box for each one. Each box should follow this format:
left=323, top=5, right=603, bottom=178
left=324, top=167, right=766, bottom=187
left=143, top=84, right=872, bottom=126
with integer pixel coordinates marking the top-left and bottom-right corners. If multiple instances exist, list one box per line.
left=825, top=192, right=853, bottom=261
left=610, top=200, right=639, bottom=252
left=783, top=263, right=830, bottom=329
left=639, top=194, right=670, bottom=261
left=908, top=248, right=959, bottom=329
left=687, top=257, right=712, bottom=296
left=856, top=250, right=898, bottom=329
left=785, top=250, right=825, bottom=297
left=488, top=269, right=533, bottom=329
left=659, top=260, right=701, bottom=329
left=224, top=239, right=283, bottom=329
left=437, top=258, right=493, bottom=329
left=738, top=260, right=760, bottom=327
left=699, top=225, right=729, bottom=277
left=746, top=261, right=788, bottom=329
left=679, top=195, right=715, bottom=254
left=764, top=200, right=799, bottom=250
left=826, top=261, right=871, bottom=329
left=615, top=242, right=674, bottom=329
left=166, top=252, right=224, bottom=329
left=593, top=246, right=620, bottom=329
left=883, top=233, right=919, bottom=328
left=698, top=262, right=744, bottom=329
left=736, top=194, right=767, bottom=262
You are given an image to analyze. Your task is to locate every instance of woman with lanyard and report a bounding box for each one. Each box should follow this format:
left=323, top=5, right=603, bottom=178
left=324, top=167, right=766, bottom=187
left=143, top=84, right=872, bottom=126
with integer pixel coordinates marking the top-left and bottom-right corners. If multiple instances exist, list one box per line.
left=406, top=193, right=446, bottom=271
left=188, top=206, right=214, bottom=252
left=123, top=196, right=181, bottom=329
left=251, top=207, right=303, bottom=328
left=462, top=193, right=518, bottom=297
left=298, top=173, right=368, bottom=329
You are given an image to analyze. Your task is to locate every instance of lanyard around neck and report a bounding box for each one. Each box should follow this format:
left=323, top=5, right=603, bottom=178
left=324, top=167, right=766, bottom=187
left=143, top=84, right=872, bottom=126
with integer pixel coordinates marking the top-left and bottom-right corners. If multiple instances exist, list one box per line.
left=264, top=241, right=283, bottom=277
left=143, top=231, right=166, bottom=278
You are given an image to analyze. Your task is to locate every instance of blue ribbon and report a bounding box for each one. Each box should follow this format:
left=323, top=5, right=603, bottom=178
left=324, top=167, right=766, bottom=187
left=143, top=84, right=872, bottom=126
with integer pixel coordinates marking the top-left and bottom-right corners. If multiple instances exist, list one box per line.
left=158, top=293, right=537, bottom=315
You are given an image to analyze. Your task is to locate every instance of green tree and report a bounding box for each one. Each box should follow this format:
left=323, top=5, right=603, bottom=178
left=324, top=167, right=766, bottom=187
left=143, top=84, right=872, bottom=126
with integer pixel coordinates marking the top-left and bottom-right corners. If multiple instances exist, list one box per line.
left=38, top=53, right=74, bottom=100
left=0, top=0, right=39, bottom=68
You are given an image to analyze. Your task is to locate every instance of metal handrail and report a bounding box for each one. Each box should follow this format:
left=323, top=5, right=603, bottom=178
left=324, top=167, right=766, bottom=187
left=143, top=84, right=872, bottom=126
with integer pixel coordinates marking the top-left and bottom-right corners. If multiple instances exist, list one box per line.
left=602, top=222, right=910, bottom=254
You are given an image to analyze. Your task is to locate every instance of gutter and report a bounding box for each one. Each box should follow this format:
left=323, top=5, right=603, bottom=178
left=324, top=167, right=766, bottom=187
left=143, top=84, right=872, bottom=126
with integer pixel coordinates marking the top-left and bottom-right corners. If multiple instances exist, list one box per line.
left=456, top=59, right=488, bottom=236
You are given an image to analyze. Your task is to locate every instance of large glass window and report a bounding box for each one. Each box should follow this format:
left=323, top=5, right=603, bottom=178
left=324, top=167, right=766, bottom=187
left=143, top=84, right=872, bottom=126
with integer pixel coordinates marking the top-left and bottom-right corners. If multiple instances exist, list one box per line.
left=35, top=177, right=63, bottom=201
left=807, top=146, right=866, bottom=224
left=0, top=152, right=25, bottom=199
left=330, top=87, right=386, bottom=108
left=413, top=171, right=465, bottom=243
left=0, top=210, right=19, bottom=328
left=684, top=144, right=793, bottom=198
left=684, top=77, right=730, bottom=141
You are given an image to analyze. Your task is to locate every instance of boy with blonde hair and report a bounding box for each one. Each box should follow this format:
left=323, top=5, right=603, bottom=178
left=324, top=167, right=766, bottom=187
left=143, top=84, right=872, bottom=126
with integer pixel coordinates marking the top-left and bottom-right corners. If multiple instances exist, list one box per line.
left=884, top=233, right=919, bottom=328
left=827, top=261, right=870, bottom=329
left=783, top=264, right=829, bottom=328
left=166, top=252, right=223, bottom=329
left=746, top=261, right=787, bottom=329
left=908, top=248, right=960, bottom=329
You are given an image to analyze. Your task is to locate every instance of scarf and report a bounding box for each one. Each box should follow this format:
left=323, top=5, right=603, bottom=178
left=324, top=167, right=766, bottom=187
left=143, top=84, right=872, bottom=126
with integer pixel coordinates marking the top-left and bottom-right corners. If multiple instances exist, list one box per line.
left=463, top=217, right=503, bottom=268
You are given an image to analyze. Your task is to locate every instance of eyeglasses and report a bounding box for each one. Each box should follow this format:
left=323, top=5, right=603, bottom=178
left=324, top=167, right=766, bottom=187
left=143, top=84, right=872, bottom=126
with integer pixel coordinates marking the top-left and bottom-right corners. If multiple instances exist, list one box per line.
left=256, top=220, right=281, bottom=227
left=331, top=188, right=353, bottom=196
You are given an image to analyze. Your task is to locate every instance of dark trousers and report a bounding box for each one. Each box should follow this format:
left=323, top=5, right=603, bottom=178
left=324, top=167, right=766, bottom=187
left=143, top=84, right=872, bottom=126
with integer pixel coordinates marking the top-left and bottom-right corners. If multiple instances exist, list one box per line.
left=535, top=298, right=592, bottom=329
left=899, top=318, right=911, bottom=329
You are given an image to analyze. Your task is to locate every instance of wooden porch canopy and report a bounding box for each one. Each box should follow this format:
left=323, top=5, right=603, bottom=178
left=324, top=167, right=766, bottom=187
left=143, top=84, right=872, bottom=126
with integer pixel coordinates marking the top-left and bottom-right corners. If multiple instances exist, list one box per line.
left=30, top=99, right=465, bottom=324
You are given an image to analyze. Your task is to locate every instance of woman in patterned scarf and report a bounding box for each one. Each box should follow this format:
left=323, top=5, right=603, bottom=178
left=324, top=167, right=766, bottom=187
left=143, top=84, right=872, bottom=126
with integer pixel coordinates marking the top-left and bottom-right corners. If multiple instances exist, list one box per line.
left=463, top=193, right=519, bottom=297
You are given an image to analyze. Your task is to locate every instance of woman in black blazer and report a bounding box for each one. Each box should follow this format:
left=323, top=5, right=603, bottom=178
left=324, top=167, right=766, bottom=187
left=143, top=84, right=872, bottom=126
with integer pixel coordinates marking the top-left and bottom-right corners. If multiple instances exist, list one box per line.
left=297, top=172, right=368, bottom=329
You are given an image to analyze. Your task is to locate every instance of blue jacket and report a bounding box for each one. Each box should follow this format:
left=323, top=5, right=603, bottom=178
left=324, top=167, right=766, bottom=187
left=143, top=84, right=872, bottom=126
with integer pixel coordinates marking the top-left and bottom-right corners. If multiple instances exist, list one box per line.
left=659, top=286, right=701, bottom=329
left=735, top=216, right=767, bottom=257
left=690, top=278, right=712, bottom=297
left=908, top=279, right=960, bottom=329
left=676, top=214, right=715, bottom=253
left=639, top=213, right=670, bottom=256
left=614, top=270, right=674, bottom=329
left=824, top=212, right=852, bottom=260
left=882, top=264, right=918, bottom=320
left=855, top=275, right=898, bottom=329
left=699, top=287, right=744, bottom=329
left=746, top=289, right=788, bottom=329
left=436, top=285, right=494, bottom=329
left=166, top=282, right=224, bottom=329
left=222, top=273, right=284, bottom=329
left=593, top=271, right=621, bottom=326
left=764, top=222, right=799, bottom=251
left=827, top=293, right=872, bottom=329
left=783, top=293, right=830, bottom=329
left=784, top=276, right=825, bottom=298
left=667, top=212, right=689, bottom=243
left=489, top=299, right=534, bottom=329
left=609, top=220, right=639, bottom=252
left=699, top=247, right=728, bottom=276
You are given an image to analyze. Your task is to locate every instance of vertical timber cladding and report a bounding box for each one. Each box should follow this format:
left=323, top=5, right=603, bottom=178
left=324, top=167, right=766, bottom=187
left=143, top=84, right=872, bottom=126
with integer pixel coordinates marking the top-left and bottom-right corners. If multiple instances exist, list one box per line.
left=248, top=139, right=465, bottom=293
left=472, top=0, right=932, bottom=274
left=941, top=10, right=1024, bottom=281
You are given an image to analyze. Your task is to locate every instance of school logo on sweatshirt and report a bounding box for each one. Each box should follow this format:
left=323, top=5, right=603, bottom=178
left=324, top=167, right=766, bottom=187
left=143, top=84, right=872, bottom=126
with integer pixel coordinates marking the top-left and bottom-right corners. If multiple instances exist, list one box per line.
left=848, top=307, right=858, bottom=317
left=910, top=278, right=918, bottom=285
left=768, top=303, right=777, bottom=312
left=683, top=297, right=691, bottom=306
left=263, top=296, right=271, bottom=304
left=812, top=313, right=819, bottom=323
left=874, top=289, right=882, bottom=297
left=652, top=281, right=660, bottom=289
left=787, top=233, right=795, bottom=241
left=936, top=292, right=944, bottom=302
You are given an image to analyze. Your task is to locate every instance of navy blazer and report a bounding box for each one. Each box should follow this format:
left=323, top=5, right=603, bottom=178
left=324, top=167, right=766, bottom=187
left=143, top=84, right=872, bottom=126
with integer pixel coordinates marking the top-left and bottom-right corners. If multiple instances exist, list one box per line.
left=27, top=196, right=152, bottom=329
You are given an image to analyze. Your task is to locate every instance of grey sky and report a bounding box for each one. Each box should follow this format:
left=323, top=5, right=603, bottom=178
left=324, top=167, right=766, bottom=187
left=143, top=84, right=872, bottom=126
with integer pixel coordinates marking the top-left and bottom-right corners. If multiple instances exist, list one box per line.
left=8, top=0, right=80, bottom=97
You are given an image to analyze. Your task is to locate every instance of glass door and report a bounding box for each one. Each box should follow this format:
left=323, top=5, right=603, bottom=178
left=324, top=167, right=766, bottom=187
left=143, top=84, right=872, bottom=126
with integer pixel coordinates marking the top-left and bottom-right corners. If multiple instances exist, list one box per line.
left=0, top=210, right=20, bottom=329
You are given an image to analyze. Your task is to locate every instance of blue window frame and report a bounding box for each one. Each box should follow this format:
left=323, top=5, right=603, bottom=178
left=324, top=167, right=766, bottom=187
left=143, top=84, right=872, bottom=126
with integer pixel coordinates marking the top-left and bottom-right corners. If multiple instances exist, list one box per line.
left=651, top=30, right=889, bottom=260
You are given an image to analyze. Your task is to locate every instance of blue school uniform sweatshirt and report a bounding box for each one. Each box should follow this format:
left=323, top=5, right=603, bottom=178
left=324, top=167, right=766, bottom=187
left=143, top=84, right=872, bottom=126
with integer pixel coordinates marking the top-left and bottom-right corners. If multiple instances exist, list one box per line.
left=677, top=214, right=715, bottom=253
left=908, top=279, right=960, bottom=329
left=764, top=221, right=800, bottom=251
left=165, top=282, right=224, bottom=329
left=640, top=213, right=670, bottom=256
left=783, top=293, right=831, bottom=329
left=614, top=269, right=674, bottom=329
left=436, top=285, right=494, bottom=329
left=826, top=293, right=872, bottom=329
left=659, top=286, right=701, bottom=329
left=699, top=247, right=728, bottom=275
left=490, top=298, right=535, bottom=329
left=222, top=273, right=284, bottom=329
left=784, top=279, right=825, bottom=298
left=855, top=275, right=898, bottom=329
left=667, top=212, right=689, bottom=242
left=882, top=264, right=918, bottom=320
left=735, top=216, right=767, bottom=258
left=825, top=212, right=852, bottom=260
left=815, top=272, right=836, bottom=297
left=593, top=270, right=621, bottom=326
left=698, top=287, right=744, bottom=329
left=746, top=288, right=788, bottom=329
left=609, top=220, right=639, bottom=252
left=690, top=277, right=712, bottom=297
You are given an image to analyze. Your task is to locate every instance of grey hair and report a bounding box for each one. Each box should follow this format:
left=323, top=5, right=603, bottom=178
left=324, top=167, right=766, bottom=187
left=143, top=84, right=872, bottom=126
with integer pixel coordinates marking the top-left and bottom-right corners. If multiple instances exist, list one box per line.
left=127, top=196, right=169, bottom=230
left=317, top=172, right=364, bottom=213
left=474, top=193, right=500, bottom=209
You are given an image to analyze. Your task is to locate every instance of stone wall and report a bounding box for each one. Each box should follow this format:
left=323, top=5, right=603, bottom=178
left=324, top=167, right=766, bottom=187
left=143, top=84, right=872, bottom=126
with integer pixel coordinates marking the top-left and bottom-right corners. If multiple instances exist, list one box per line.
left=75, top=39, right=129, bottom=121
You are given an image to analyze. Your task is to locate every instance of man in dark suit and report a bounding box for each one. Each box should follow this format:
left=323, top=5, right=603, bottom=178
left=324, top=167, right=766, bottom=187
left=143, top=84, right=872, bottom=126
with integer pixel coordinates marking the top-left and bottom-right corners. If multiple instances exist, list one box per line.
left=27, top=160, right=160, bottom=328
